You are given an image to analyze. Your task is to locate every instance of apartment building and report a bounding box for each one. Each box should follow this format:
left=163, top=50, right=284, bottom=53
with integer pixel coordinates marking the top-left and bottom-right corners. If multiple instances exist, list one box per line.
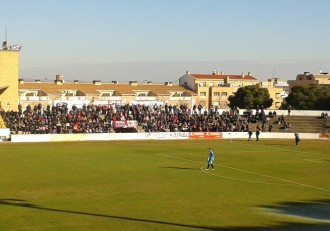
left=288, top=72, right=330, bottom=90
left=179, top=70, right=259, bottom=109
left=259, top=78, right=289, bottom=109
left=18, top=76, right=198, bottom=110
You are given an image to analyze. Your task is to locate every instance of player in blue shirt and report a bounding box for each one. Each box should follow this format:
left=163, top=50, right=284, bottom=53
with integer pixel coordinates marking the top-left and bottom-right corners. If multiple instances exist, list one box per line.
left=206, top=148, right=214, bottom=170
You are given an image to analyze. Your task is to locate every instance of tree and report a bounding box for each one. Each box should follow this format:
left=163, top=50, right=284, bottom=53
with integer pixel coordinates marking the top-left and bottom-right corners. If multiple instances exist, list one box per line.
left=228, top=85, right=273, bottom=109
left=285, top=85, right=330, bottom=110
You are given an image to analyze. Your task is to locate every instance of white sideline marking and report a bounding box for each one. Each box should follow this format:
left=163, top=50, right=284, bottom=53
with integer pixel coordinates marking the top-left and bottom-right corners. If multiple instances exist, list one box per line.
left=200, top=167, right=292, bottom=186
left=236, top=141, right=330, bottom=159
left=304, top=159, right=325, bottom=164
left=155, top=153, right=330, bottom=193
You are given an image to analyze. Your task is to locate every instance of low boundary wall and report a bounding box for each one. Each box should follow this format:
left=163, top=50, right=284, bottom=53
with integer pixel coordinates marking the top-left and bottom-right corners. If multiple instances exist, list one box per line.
left=0, top=128, right=10, bottom=141
left=10, top=132, right=322, bottom=143
left=214, top=109, right=329, bottom=117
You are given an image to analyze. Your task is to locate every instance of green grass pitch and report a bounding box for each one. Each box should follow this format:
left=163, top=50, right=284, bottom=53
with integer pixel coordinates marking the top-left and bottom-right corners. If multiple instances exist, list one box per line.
left=0, top=139, right=329, bottom=231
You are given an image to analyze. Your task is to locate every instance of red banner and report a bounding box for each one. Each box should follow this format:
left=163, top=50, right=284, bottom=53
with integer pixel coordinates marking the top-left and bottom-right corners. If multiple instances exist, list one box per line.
left=189, top=132, right=222, bottom=139
left=112, top=120, right=128, bottom=129
left=112, top=120, right=138, bottom=129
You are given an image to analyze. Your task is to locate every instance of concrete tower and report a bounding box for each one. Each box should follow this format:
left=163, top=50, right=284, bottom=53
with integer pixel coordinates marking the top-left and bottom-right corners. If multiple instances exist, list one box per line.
left=0, top=38, right=21, bottom=111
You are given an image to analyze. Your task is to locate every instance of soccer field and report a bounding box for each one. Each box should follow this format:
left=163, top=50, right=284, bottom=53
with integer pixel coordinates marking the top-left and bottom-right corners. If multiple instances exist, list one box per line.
left=0, top=139, right=329, bottom=231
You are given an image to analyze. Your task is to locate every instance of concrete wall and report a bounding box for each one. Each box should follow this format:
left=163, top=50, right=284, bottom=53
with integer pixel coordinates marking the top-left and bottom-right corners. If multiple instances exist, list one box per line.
left=222, top=132, right=319, bottom=139
left=201, top=109, right=329, bottom=117
left=10, top=131, right=322, bottom=143
left=242, top=109, right=329, bottom=117
left=0, top=128, right=10, bottom=141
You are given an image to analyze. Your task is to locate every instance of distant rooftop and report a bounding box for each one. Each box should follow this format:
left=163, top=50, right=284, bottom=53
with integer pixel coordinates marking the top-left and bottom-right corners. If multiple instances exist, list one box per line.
left=1, top=40, right=22, bottom=51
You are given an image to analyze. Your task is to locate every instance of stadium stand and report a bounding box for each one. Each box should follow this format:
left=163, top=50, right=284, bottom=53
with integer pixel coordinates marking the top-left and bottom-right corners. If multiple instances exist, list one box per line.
left=2, top=103, right=328, bottom=135
left=268, top=115, right=327, bottom=133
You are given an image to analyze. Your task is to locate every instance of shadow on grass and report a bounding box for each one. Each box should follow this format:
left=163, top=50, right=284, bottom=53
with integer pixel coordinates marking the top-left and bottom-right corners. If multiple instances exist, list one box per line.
left=261, top=199, right=330, bottom=221
left=266, top=143, right=295, bottom=147
left=161, top=166, right=199, bottom=170
left=1, top=199, right=330, bottom=230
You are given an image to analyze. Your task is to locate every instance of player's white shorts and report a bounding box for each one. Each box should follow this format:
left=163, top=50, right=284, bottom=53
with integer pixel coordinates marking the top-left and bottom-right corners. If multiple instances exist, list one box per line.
left=207, top=158, right=213, bottom=164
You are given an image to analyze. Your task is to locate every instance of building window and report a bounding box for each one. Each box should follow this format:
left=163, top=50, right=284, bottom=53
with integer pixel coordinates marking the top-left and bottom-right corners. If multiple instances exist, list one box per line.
left=63, top=90, right=77, bottom=96
left=214, top=92, right=220, bottom=96
left=139, top=93, right=147, bottom=97
left=218, top=82, right=223, bottom=86
left=198, top=82, right=206, bottom=87
left=276, top=93, right=280, bottom=99
left=221, top=92, right=227, bottom=96
left=101, top=93, right=111, bottom=97
left=26, top=92, right=35, bottom=97
left=275, top=102, right=281, bottom=108
left=200, top=92, right=206, bottom=96
left=209, top=82, right=214, bottom=87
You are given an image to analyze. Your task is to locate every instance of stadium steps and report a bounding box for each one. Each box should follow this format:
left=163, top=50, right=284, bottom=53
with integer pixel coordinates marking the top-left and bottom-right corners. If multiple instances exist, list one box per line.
left=269, top=116, right=325, bottom=133
left=322, top=120, right=330, bottom=132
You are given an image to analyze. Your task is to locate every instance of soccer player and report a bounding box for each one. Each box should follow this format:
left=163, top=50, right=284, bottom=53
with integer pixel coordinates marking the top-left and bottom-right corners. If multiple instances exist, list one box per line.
left=206, top=148, right=214, bottom=170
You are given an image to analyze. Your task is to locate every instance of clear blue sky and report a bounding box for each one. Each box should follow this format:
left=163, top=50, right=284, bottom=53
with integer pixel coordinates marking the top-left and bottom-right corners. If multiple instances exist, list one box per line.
left=1, top=0, right=330, bottom=83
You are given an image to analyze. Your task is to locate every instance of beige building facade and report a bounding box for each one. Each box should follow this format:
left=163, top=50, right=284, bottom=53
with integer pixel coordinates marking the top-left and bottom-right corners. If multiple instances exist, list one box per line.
left=259, top=78, right=289, bottom=109
left=288, top=72, right=330, bottom=90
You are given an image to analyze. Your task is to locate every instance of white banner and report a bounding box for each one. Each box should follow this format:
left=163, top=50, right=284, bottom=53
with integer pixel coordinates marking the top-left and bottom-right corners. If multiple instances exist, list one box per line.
left=54, top=100, right=90, bottom=109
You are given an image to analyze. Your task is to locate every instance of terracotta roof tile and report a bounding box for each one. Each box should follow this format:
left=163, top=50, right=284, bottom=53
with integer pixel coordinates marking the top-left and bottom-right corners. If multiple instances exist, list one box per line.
left=19, top=82, right=197, bottom=96
left=190, top=74, right=257, bottom=80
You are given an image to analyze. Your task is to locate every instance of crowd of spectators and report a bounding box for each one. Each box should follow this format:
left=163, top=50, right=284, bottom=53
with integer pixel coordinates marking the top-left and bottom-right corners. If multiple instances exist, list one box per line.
left=3, top=103, right=271, bottom=134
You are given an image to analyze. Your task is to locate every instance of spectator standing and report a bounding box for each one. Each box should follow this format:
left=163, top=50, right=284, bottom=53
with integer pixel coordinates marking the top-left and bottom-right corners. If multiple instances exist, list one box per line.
left=256, top=128, right=260, bottom=141
left=268, top=124, right=273, bottom=132
left=273, top=110, right=277, bottom=118
left=295, top=132, right=300, bottom=146
left=248, top=130, right=253, bottom=141
left=198, top=104, right=202, bottom=115
left=288, top=105, right=292, bottom=116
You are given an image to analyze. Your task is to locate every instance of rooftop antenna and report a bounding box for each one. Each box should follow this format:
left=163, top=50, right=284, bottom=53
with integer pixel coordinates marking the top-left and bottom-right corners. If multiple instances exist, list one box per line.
left=1, top=27, right=8, bottom=50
